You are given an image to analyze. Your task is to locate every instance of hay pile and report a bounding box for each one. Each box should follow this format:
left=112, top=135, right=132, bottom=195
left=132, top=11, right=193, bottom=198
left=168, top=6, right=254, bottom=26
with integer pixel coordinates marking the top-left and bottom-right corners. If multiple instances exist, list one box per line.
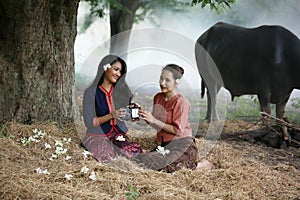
left=0, top=121, right=299, bottom=199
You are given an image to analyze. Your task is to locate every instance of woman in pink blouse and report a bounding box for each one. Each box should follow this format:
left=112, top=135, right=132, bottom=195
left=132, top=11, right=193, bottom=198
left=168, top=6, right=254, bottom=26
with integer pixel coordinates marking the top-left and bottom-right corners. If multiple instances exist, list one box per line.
left=135, top=64, right=214, bottom=172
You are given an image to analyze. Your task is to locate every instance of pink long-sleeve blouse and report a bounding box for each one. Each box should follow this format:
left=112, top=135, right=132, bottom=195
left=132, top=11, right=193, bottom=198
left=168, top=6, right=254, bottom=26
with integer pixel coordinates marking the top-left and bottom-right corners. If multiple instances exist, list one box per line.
left=152, top=92, right=192, bottom=143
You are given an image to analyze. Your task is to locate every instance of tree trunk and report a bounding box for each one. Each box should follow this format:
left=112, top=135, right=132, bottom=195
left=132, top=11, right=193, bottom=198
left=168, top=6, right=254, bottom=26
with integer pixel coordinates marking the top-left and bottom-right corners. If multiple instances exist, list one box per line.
left=0, top=0, right=79, bottom=123
left=109, top=0, right=140, bottom=55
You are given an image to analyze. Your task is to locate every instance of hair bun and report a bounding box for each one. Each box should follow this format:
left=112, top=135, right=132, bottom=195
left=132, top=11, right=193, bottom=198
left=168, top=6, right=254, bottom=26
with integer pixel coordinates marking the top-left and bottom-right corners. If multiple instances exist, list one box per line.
left=163, top=64, right=184, bottom=79
left=178, top=66, right=184, bottom=76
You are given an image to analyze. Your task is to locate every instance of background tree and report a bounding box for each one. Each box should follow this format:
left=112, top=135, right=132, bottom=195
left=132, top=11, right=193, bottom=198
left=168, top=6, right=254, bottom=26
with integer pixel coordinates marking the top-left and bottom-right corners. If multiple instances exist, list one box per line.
left=0, top=0, right=79, bottom=123
left=84, top=0, right=235, bottom=54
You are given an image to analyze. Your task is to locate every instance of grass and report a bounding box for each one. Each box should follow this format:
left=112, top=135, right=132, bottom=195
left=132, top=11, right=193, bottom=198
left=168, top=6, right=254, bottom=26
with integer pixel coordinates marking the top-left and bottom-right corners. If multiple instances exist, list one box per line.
left=187, top=95, right=300, bottom=124
left=1, top=121, right=299, bottom=199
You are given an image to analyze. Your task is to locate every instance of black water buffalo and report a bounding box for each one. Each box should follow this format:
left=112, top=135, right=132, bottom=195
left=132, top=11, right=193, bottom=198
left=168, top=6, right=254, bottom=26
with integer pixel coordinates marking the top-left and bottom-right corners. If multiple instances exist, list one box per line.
left=195, top=22, right=300, bottom=140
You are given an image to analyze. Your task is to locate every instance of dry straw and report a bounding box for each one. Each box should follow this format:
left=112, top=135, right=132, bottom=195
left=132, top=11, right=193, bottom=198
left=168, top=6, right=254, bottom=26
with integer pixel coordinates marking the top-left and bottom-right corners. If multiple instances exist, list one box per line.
left=0, top=121, right=299, bottom=199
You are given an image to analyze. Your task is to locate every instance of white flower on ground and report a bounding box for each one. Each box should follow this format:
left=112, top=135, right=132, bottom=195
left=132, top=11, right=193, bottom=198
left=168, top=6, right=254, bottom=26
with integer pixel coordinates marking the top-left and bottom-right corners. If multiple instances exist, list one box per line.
left=35, top=167, right=50, bottom=175
left=103, top=64, right=111, bottom=71
left=55, top=140, right=63, bottom=147
left=42, top=169, right=50, bottom=175
left=63, top=137, right=71, bottom=143
left=44, top=143, right=51, bottom=149
left=28, top=135, right=39, bottom=143
left=116, top=135, right=126, bottom=142
left=49, top=153, right=58, bottom=161
left=35, top=167, right=43, bottom=174
left=37, top=130, right=46, bottom=137
left=32, top=129, right=38, bottom=134
left=89, top=171, right=97, bottom=181
left=80, top=166, right=89, bottom=174
left=20, top=129, right=47, bottom=146
left=55, top=146, right=68, bottom=155
left=65, top=155, right=71, bottom=161
left=62, top=148, right=68, bottom=154
left=55, top=146, right=63, bottom=154
left=20, top=137, right=26, bottom=144
left=156, top=146, right=170, bottom=156
left=64, top=174, right=73, bottom=180
left=82, top=150, right=92, bottom=158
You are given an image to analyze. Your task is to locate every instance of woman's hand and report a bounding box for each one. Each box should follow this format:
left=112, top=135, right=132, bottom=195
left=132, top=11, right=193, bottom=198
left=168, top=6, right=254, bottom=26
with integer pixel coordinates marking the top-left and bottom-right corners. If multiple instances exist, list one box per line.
left=138, top=109, right=154, bottom=124
left=130, top=102, right=142, bottom=110
left=112, top=108, right=127, bottom=121
left=139, top=109, right=176, bottom=135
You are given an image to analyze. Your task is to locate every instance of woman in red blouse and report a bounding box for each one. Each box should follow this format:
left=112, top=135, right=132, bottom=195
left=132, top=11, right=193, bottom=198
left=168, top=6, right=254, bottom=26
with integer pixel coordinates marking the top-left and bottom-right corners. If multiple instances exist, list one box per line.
left=82, top=55, right=142, bottom=163
left=135, top=64, right=214, bottom=172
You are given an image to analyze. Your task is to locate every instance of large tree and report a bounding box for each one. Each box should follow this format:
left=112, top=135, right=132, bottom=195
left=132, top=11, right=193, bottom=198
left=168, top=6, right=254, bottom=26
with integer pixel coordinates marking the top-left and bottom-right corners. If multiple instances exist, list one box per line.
left=0, top=0, right=79, bottom=123
left=0, top=0, right=234, bottom=124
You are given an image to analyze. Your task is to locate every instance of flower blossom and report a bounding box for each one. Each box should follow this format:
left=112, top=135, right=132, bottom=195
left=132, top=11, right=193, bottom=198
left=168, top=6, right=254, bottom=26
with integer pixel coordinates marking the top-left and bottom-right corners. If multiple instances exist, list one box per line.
left=156, top=146, right=170, bottom=156
left=44, top=143, right=51, bottom=149
left=65, top=155, right=72, bottom=161
left=37, top=130, right=46, bottom=137
left=32, top=129, right=38, bottom=134
left=49, top=153, right=58, bottom=161
left=80, top=166, right=89, bottom=174
left=103, top=64, right=111, bottom=71
left=55, top=146, right=67, bottom=155
left=63, top=137, right=71, bottom=143
left=82, top=150, right=92, bottom=158
left=89, top=171, right=97, bottom=181
left=55, top=140, right=63, bottom=147
left=35, top=167, right=50, bottom=175
left=116, top=135, right=126, bottom=141
left=64, top=173, right=73, bottom=180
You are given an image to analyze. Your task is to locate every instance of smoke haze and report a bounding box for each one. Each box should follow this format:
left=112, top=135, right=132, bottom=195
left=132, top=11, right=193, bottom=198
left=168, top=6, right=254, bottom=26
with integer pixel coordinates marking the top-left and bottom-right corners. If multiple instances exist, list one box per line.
left=75, top=0, right=300, bottom=100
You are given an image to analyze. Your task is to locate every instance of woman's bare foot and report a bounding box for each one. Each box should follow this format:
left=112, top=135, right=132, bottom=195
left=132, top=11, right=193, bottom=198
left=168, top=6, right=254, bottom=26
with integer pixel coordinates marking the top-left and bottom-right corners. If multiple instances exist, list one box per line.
left=196, top=159, right=215, bottom=170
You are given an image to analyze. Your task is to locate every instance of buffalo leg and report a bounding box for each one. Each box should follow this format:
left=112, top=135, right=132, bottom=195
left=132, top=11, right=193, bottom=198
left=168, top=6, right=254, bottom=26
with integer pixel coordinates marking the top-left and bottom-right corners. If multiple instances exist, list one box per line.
left=207, top=83, right=220, bottom=122
left=206, top=89, right=212, bottom=122
left=276, top=94, right=291, bottom=142
left=258, top=94, right=271, bottom=116
left=258, top=94, right=272, bottom=131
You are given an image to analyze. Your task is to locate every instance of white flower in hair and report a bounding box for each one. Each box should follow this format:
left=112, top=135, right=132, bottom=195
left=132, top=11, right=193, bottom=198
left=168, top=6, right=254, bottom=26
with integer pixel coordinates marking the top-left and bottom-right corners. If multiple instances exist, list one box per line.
left=175, top=79, right=181, bottom=84
left=156, top=146, right=170, bottom=156
left=103, top=63, right=111, bottom=71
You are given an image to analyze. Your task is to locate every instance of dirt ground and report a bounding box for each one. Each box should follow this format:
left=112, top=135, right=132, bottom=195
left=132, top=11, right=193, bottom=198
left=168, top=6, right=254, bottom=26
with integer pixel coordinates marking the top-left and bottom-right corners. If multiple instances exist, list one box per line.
left=0, top=120, right=299, bottom=200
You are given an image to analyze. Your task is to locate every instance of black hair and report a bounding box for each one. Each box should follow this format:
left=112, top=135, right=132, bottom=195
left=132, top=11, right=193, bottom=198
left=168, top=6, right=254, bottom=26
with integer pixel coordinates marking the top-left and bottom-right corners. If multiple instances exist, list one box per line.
left=87, top=54, right=132, bottom=109
left=89, top=55, right=127, bottom=87
left=162, top=64, right=184, bottom=80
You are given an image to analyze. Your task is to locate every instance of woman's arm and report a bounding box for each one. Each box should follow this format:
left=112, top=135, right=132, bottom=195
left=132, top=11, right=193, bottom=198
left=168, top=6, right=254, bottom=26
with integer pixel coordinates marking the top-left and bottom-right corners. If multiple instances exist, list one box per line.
left=96, top=109, right=127, bottom=125
left=97, top=113, right=114, bottom=125
left=138, top=110, right=177, bottom=135
left=151, top=117, right=177, bottom=135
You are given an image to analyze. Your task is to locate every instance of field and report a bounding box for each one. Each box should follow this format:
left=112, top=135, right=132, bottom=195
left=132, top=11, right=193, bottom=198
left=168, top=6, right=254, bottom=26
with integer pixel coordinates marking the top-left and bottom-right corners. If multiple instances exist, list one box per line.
left=0, top=118, right=299, bottom=199
left=1, top=93, right=299, bottom=199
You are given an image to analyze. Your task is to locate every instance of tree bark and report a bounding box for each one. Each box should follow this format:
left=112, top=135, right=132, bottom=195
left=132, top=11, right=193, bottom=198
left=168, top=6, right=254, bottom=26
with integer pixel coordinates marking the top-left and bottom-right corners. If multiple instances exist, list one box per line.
left=0, top=0, right=79, bottom=123
left=109, top=0, right=140, bottom=55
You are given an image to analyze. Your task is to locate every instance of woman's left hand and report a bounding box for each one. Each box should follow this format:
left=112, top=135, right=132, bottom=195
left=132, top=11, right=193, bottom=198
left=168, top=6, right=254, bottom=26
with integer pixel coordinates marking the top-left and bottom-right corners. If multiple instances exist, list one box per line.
left=138, top=109, right=154, bottom=124
left=113, top=108, right=127, bottom=121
